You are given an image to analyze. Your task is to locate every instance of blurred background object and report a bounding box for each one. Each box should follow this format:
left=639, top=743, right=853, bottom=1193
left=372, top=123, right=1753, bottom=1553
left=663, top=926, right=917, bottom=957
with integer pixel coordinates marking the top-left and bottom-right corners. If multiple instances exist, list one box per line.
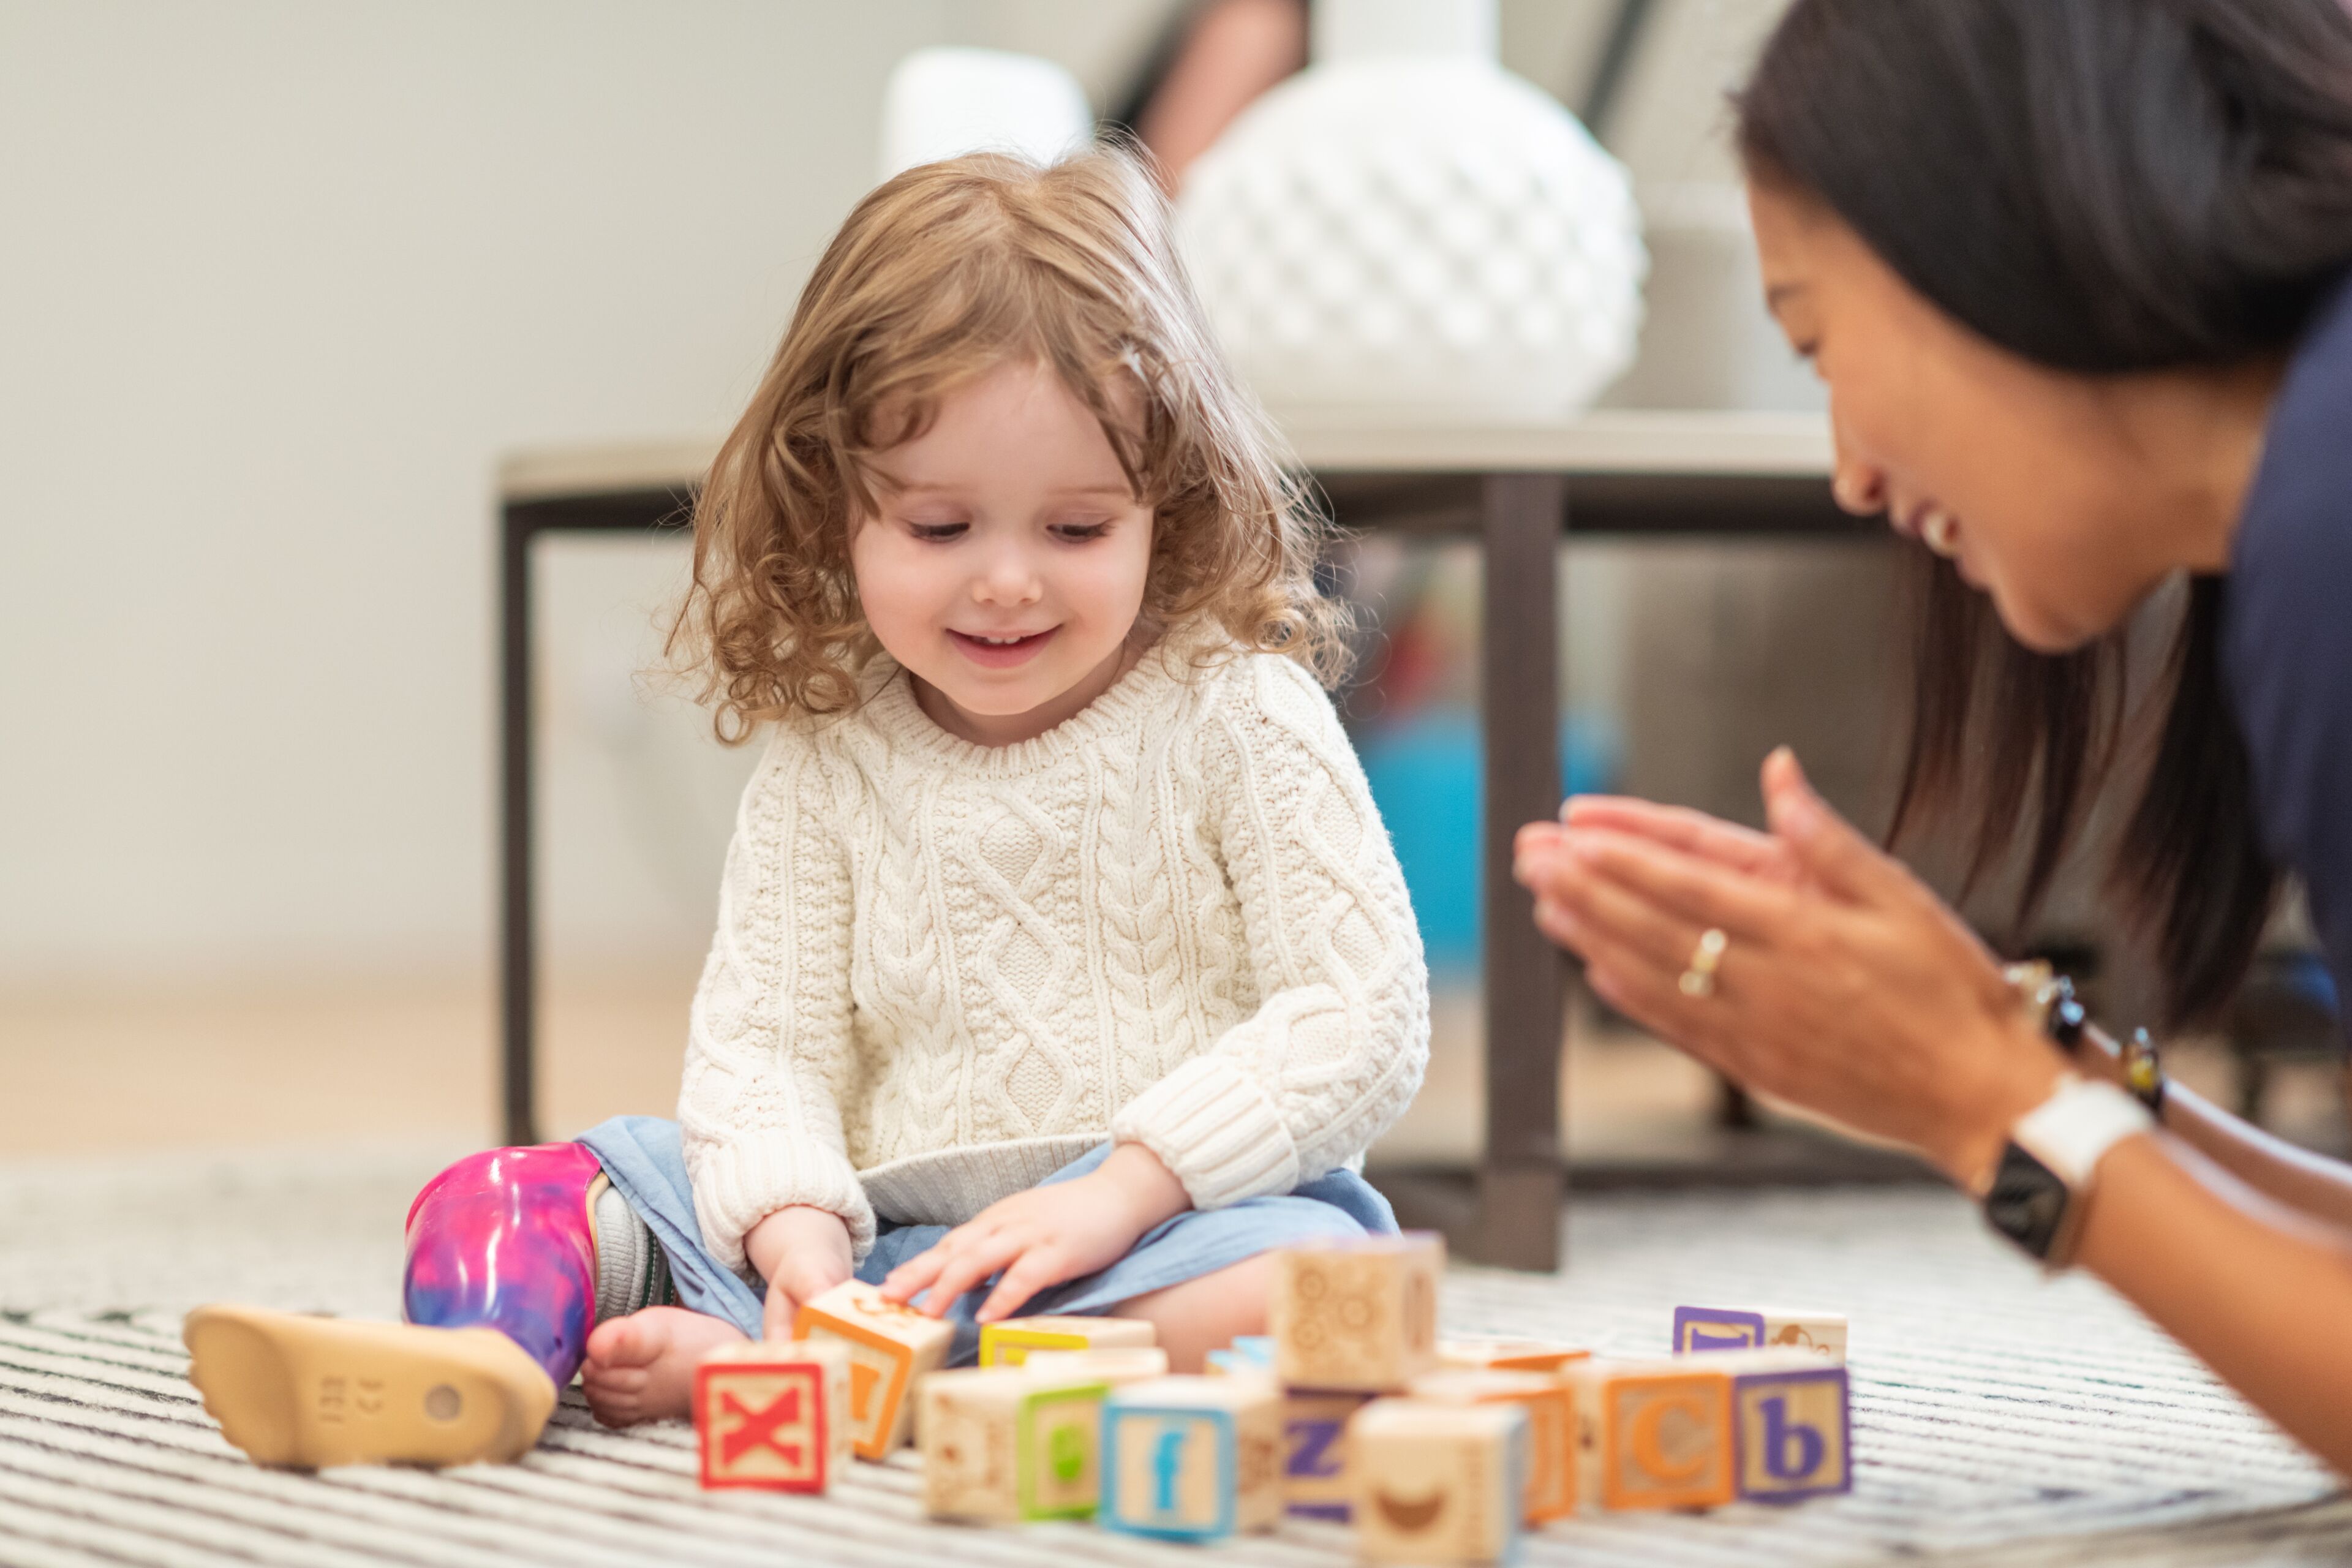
left=878, top=47, right=1095, bottom=180
left=2, top=0, right=2334, bottom=1167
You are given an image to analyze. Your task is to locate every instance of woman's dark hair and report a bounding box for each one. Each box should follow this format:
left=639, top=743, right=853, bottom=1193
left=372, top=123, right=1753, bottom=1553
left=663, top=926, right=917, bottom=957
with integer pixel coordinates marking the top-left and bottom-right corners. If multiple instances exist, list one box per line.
left=1736, top=0, right=2352, bottom=1025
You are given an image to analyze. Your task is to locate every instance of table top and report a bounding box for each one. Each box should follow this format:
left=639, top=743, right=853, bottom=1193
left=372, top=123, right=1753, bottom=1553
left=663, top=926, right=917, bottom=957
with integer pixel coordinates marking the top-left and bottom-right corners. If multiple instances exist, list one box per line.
left=497, top=409, right=1833, bottom=503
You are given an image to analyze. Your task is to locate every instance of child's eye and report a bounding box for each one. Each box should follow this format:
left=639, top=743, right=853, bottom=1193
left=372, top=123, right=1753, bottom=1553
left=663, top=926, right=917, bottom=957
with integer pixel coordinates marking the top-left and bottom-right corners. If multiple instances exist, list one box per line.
left=1051, top=521, right=1113, bottom=543
left=907, top=521, right=968, bottom=542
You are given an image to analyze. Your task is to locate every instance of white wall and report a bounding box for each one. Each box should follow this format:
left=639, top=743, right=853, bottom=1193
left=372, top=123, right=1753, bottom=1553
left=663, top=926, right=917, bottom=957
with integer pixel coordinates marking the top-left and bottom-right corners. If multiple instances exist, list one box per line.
left=0, top=1, right=963, bottom=981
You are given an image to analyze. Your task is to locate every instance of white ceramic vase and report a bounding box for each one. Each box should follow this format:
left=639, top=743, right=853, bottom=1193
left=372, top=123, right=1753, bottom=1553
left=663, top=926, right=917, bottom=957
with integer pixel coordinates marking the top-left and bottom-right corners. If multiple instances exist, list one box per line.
left=1177, top=0, right=1646, bottom=423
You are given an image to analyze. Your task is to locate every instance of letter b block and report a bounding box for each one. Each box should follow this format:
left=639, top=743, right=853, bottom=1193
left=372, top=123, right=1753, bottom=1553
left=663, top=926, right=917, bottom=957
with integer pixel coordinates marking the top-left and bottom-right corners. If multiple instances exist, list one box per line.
left=693, top=1339, right=851, bottom=1492
left=1273, top=1233, right=1444, bottom=1393
left=1102, top=1376, right=1282, bottom=1541
left=1351, top=1398, right=1527, bottom=1564
left=790, top=1280, right=954, bottom=1460
left=1732, top=1362, right=1850, bottom=1502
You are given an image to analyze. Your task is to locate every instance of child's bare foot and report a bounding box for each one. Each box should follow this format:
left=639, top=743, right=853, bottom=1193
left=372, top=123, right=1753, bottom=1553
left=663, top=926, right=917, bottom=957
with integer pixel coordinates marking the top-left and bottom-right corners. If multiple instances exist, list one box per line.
left=581, top=1306, right=745, bottom=1427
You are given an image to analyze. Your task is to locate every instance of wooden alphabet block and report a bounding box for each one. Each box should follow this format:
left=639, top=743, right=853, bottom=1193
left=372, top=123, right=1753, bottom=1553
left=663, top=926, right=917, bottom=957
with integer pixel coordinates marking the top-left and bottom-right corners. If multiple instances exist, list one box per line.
left=1566, top=1359, right=1735, bottom=1512
left=1672, top=1305, right=1847, bottom=1362
left=1281, top=1390, right=1370, bottom=1520
left=1273, top=1233, right=1443, bottom=1393
left=978, top=1313, right=1157, bottom=1368
left=919, top=1367, right=1113, bottom=1523
left=790, top=1279, right=955, bottom=1460
left=1207, top=1334, right=1276, bottom=1376
left=1351, top=1398, right=1527, bottom=1564
left=1407, top=1368, right=1577, bottom=1523
left=1101, top=1375, right=1283, bottom=1540
left=693, top=1339, right=851, bottom=1492
left=1727, top=1355, right=1851, bottom=1502
left=1438, top=1336, right=1592, bottom=1375
left=1020, top=1346, right=1170, bottom=1384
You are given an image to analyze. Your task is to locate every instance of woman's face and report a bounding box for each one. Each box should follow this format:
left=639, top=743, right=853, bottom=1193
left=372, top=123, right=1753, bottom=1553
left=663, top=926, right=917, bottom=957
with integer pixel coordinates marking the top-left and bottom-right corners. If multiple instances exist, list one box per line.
left=1747, top=181, right=2178, bottom=653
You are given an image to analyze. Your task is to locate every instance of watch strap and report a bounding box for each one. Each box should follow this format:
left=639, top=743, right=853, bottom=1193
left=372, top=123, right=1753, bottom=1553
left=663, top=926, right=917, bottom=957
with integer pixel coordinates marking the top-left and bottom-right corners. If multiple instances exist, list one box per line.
left=2010, top=1077, right=2154, bottom=1188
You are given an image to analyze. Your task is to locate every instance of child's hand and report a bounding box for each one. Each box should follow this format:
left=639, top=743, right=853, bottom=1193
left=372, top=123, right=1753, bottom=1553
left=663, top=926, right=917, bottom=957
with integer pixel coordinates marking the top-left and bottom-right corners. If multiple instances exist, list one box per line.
left=742, top=1205, right=854, bottom=1341
left=881, top=1143, right=1190, bottom=1324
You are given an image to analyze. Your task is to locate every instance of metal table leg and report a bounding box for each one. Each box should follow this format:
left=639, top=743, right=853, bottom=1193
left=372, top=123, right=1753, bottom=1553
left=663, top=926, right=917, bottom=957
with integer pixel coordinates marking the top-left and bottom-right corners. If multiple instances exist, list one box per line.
left=499, top=503, right=538, bottom=1148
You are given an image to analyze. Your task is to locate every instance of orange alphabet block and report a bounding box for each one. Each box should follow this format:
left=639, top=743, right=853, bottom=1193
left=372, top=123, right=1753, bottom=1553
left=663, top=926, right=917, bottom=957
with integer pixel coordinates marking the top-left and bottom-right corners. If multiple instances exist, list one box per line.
left=693, top=1338, right=852, bottom=1492
left=790, top=1280, right=954, bottom=1460
left=1351, top=1398, right=1527, bottom=1564
left=1437, top=1336, right=1591, bottom=1375
left=1273, top=1233, right=1443, bottom=1393
left=1566, top=1359, right=1735, bottom=1512
left=1406, top=1368, right=1577, bottom=1523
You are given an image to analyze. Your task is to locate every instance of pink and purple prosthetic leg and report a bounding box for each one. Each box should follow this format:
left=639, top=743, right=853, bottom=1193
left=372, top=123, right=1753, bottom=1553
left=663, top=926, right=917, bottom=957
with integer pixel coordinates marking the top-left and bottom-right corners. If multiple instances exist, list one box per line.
left=402, top=1143, right=603, bottom=1388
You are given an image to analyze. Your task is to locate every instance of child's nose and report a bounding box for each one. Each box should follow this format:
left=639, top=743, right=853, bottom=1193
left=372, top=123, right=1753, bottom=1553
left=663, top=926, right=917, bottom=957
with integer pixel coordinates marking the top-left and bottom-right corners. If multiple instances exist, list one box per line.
left=971, top=546, right=1042, bottom=606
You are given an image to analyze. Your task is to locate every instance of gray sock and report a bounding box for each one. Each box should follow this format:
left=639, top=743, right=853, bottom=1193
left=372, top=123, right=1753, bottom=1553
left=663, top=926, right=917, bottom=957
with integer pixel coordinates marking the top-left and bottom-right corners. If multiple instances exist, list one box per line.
left=591, top=1182, right=675, bottom=1321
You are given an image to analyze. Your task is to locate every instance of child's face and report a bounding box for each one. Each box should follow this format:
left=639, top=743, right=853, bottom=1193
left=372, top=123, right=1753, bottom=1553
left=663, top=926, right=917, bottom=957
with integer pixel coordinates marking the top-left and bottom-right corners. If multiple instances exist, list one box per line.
left=852, top=358, right=1155, bottom=746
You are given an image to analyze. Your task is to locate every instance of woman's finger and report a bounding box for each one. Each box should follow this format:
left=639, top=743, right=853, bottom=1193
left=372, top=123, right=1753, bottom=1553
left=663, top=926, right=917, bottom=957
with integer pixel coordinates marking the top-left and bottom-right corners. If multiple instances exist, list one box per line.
left=1564, top=829, right=1793, bottom=943
left=1564, top=796, right=1787, bottom=876
left=1762, top=749, right=1909, bottom=906
left=1542, top=848, right=1710, bottom=978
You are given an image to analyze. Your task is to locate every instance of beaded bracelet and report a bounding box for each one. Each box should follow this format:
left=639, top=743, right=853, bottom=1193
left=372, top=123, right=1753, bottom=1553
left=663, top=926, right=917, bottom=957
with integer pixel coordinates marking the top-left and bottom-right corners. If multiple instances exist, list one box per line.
left=2003, top=960, right=2160, bottom=1113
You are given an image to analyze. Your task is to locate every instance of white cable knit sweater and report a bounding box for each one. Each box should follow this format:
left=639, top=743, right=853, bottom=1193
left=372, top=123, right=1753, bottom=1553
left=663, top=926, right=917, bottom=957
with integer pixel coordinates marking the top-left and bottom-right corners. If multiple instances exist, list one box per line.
left=677, top=630, right=1431, bottom=1270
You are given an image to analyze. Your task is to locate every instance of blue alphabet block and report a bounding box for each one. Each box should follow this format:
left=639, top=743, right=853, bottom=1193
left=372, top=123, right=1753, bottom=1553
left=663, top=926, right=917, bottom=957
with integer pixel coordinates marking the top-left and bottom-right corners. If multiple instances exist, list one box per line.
left=1732, top=1363, right=1850, bottom=1502
left=1673, top=1306, right=1766, bottom=1354
left=1102, top=1376, right=1282, bottom=1540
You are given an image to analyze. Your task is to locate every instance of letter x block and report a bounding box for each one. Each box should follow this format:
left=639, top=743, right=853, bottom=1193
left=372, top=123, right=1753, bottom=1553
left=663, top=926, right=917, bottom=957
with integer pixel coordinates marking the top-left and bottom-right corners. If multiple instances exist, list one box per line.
left=1102, top=1375, right=1283, bottom=1541
left=693, top=1338, right=851, bottom=1492
left=790, top=1279, right=954, bottom=1460
left=920, top=1367, right=1113, bottom=1523
left=1282, top=1389, right=1371, bottom=1521
left=1351, top=1398, right=1528, bottom=1564
left=1673, top=1305, right=1849, bottom=1362
left=1567, top=1359, right=1735, bottom=1512
left=978, top=1313, right=1158, bottom=1368
left=1408, top=1368, right=1577, bottom=1523
left=1273, top=1233, right=1444, bottom=1393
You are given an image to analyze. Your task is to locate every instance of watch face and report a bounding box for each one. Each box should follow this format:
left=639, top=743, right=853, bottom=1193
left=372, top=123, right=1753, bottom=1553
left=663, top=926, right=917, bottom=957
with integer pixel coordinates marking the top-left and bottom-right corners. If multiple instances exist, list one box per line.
left=1983, top=1144, right=2068, bottom=1261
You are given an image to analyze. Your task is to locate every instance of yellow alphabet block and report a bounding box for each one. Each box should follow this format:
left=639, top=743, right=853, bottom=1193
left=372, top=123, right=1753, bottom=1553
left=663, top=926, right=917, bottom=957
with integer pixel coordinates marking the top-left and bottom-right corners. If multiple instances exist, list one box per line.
left=1019, top=1346, right=1170, bottom=1384
left=1351, top=1398, right=1526, bottom=1564
left=1273, top=1233, right=1443, bottom=1393
left=978, top=1314, right=1158, bottom=1368
left=790, top=1280, right=954, bottom=1460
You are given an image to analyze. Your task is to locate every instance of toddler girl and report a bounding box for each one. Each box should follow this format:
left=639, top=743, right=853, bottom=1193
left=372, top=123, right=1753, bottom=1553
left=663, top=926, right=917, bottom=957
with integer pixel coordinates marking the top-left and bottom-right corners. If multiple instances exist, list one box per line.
left=186, top=146, right=1429, bottom=1468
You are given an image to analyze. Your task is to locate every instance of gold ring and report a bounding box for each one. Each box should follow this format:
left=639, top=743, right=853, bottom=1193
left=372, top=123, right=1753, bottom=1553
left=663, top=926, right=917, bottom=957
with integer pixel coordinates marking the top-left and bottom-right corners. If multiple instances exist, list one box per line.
left=1678, top=928, right=1728, bottom=998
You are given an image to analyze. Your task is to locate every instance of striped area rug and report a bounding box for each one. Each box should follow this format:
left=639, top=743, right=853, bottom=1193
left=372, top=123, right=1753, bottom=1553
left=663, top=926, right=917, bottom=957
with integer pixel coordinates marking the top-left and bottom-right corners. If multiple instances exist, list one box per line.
left=1, top=1146, right=2345, bottom=1565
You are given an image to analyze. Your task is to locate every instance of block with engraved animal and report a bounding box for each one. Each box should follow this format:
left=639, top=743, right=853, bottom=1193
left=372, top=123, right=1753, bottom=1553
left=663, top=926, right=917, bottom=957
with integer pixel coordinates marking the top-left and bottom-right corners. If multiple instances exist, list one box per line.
left=788, top=1279, right=954, bottom=1460
left=976, top=1313, right=1158, bottom=1368
left=1100, top=1374, right=1283, bottom=1540
left=919, top=1366, right=1115, bottom=1523
left=1272, top=1233, right=1444, bottom=1392
left=1350, top=1397, right=1528, bottom=1564
left=693, top=1338, right=853, bottom=1492
left=1671, top=1305, right=1847, bottom=1362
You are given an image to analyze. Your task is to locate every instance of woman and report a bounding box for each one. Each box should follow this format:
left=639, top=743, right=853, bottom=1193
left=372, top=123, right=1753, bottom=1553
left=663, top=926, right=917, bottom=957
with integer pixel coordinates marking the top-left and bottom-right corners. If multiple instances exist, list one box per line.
left=1515, top=0, right=2352, bottom=1473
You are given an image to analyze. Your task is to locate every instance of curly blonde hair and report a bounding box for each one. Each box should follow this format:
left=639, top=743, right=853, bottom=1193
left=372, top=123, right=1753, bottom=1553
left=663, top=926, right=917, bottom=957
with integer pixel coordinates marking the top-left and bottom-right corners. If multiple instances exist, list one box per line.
left=670, top=145, right=1351, bottom=741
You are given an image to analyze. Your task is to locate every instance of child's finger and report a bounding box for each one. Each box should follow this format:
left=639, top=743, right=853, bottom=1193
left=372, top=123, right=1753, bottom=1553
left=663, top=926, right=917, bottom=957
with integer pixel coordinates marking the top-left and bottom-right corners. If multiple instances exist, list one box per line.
left=919, top=1230, right=1027, bottom=1317
left=975, top=1248, right=1069, bottom=1324
left=880, top=1245, right=950, bottom=1303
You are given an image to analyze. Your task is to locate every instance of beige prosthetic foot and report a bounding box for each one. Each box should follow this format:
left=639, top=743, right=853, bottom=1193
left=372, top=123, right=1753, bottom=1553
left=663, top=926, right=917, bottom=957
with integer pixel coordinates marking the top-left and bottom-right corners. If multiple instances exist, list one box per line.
left=184, top=1303, right=556, bottom=1468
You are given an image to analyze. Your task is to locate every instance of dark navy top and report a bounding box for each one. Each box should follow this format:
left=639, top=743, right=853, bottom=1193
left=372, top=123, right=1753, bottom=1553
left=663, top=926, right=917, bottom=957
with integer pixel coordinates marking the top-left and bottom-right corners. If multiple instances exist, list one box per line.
left=2222, top=268, right=2352, bottom=1034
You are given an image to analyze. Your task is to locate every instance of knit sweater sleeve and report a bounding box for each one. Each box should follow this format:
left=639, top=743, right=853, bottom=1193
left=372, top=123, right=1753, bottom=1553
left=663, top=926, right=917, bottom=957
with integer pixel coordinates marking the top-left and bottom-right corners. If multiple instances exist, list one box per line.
left=1111, top=654, right=1431, bottom=1208
left=677, top=722, right=876, bottom=1270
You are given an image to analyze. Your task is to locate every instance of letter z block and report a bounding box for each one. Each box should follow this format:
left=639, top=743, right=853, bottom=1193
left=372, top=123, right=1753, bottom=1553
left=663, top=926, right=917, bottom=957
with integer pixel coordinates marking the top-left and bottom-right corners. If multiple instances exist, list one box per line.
left=1673, top=1305, right=1847, bottom=1362
left=920, top=1367, right=1113, bottom=1522
left=1273, top=1233, right=1444, bottom=1393
left=978, top=1313, right=1158, bottom=1368
left=1351, top=1397, right=1527, bottom=1564
left=1407, top=1368, right=1577, bottom=1523
left=790, top=1279, right=954, bottom=1460
left=1282, top=1390, right=1371, bottom=1521
left=693, top=1338, right=851, bottom=1492
left=1102, top=1375, right=1282, bottom=1540
left=1732, top=1360, right=1850, bottom=1502
left=1571, top=1359, right=1735, bottom=1512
